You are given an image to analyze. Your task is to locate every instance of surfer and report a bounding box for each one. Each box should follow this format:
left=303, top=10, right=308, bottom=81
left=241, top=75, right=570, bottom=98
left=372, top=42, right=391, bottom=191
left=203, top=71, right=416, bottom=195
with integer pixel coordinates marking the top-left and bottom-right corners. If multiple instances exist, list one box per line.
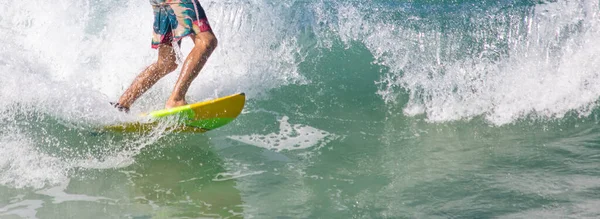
left=112, top=0, right=217, bottom=113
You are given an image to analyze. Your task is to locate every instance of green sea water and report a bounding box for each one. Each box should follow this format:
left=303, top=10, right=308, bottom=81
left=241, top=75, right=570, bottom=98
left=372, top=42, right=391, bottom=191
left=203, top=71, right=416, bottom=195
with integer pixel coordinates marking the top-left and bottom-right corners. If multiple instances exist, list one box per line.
left=2, top=0, right=600, bottom=218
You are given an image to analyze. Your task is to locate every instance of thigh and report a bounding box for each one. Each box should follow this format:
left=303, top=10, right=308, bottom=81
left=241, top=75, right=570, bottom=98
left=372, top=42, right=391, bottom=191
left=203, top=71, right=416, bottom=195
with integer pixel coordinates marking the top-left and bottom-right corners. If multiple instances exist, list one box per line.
left=157, top=43, right=177, bottom=64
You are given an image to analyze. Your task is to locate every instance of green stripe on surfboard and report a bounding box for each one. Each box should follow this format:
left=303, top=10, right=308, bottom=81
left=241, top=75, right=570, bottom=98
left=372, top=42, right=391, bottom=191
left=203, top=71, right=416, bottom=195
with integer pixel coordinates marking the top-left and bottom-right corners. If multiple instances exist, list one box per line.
left=186, top=117, right=235, bottom=129
left=148, top=105, right=194, bottom=118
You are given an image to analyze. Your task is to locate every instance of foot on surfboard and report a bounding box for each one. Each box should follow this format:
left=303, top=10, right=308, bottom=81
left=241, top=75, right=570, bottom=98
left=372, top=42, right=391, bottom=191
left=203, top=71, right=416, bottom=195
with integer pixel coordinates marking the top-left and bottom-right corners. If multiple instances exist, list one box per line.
left=110, top=102, right=130, bottom=113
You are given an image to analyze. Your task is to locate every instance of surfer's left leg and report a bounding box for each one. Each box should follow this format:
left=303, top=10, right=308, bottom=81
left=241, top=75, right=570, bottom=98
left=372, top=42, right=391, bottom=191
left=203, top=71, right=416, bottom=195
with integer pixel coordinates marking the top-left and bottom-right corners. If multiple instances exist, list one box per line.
left=165, top=31, right=217, bottom=108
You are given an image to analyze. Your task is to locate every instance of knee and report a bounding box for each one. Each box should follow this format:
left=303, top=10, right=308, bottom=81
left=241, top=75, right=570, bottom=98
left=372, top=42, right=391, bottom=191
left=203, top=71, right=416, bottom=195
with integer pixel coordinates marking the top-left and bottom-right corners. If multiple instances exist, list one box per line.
left=196, top=32, right=218, bottom=52
left=158, top=57, right=178, bottom=73
left=208, top=35, right=218, bottom=50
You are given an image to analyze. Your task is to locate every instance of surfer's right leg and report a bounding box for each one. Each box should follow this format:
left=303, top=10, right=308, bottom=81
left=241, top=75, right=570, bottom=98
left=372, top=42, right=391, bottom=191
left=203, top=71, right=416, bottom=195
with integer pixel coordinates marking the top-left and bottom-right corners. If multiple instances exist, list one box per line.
left=115, top=44, right=179, bottom=111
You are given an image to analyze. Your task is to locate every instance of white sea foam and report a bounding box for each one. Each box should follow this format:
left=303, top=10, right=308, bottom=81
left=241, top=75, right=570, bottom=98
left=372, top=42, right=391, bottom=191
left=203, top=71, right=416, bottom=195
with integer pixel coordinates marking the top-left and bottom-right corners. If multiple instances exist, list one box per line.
left=228, top=116, right=334, bottom=152
left=213, top=170, right=267, bottom=182
left=0, top=130, right=68, bottom=189
left=0, top=200, right=44, bottom=219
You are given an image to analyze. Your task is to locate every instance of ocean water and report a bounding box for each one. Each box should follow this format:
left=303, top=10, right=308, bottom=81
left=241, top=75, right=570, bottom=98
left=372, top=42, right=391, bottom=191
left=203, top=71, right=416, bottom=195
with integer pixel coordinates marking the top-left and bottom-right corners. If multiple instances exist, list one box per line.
left=1, top=0, right=600, bottom=218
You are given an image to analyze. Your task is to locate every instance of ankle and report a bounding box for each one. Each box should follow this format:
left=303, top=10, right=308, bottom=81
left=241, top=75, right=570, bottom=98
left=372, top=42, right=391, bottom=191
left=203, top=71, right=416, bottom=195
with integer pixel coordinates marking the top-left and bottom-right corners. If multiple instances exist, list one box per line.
left=165, top=98, right=187, bottom=109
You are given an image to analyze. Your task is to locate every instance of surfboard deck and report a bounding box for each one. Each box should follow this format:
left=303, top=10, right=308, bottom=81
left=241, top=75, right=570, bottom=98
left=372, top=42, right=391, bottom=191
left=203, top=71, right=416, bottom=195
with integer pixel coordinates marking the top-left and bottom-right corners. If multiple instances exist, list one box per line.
left=104, top=93, right=245, bottom=133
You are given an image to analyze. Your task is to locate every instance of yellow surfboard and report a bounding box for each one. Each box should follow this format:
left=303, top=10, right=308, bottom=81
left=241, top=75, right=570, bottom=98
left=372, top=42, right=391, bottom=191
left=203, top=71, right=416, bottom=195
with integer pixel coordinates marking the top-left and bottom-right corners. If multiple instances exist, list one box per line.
left=105, top=93, right=245, bottom=133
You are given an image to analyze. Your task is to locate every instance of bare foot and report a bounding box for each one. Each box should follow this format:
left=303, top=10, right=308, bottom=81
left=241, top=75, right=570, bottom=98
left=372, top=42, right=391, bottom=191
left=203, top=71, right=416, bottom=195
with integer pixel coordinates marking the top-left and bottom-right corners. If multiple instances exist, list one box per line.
left=165, top=99, right=187, bottom=109
left=110, top=102, right=130, bottom=113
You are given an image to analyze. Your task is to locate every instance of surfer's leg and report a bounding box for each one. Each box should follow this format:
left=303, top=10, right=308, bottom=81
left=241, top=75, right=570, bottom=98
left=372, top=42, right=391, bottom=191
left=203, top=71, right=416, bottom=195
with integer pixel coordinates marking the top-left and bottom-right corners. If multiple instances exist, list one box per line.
left=117, top=44, right=179, bottom=110
left=165, top=31, right=218, bottom=108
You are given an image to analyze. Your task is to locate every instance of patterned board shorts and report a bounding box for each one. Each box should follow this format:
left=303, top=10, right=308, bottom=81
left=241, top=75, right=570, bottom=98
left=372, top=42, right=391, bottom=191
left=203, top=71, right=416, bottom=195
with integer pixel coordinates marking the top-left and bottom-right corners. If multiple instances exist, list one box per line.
left=150, top=0, right=212, bottom=49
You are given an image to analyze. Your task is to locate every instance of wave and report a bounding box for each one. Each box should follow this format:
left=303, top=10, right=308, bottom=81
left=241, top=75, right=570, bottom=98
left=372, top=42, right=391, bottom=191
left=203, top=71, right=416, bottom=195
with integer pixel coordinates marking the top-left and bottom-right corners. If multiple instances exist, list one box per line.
left=307, top=0, right=600, bottom=125
left=2, top=0, right=600, bottom=189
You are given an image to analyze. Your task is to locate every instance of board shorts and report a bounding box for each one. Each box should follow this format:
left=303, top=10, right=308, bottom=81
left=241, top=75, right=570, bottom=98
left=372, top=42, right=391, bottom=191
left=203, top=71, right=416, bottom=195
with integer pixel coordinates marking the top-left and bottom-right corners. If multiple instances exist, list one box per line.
left=150, top=0, right=212, bottom=49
